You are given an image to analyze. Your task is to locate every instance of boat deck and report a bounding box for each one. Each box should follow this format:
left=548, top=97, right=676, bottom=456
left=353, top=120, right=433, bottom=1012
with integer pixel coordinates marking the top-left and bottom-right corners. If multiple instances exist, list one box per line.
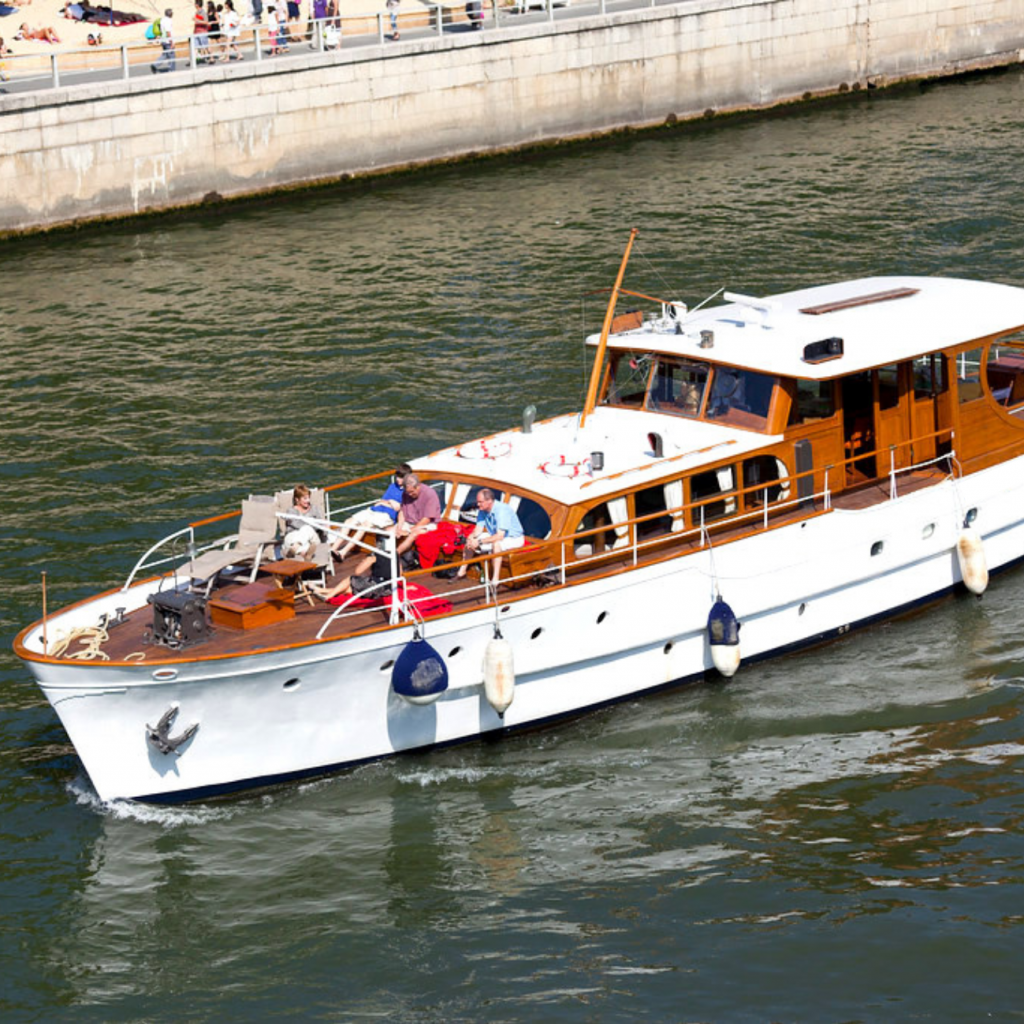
left=59, top=470, right=949, bottom=666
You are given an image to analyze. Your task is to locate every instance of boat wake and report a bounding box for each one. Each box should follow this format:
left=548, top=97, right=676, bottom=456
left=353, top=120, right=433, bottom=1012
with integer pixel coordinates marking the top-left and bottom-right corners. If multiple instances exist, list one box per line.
left=66, top=774, right=243, bottom=827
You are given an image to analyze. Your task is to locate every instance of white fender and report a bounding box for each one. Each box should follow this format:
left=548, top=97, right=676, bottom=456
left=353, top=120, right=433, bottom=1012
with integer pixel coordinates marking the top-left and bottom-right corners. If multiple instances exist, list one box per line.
left=710, top=644, right=741, bottom=678
left=956, top=527, right=988, bottom=596
left=483, top=636, right=515, bottom=717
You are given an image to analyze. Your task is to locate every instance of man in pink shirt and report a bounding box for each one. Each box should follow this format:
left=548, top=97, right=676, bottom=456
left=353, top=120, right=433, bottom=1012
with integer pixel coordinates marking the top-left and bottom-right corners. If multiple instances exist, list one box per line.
left=395, top=473, right=440, bottom=562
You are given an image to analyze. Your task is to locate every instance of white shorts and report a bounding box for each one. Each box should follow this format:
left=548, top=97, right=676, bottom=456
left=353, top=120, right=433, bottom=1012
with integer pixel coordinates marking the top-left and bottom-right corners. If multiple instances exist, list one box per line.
left=480, top=534, right=525, bottom=554
left=399, top=521, right=437, bottom=536
left=344, top=508, right=394, bottom=532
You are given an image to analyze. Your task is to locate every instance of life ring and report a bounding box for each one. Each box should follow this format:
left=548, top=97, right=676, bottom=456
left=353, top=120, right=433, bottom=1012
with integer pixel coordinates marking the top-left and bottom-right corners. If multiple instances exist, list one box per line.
left=456, top=439, right=512, bottom=460
left=540, top=455, right=590, bottom=478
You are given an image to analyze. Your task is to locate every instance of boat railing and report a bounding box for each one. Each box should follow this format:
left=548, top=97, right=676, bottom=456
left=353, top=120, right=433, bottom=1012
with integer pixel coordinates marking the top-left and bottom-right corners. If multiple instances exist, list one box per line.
left=821, top=425, right=956, bottom=508
left=121, top=525, right=200, bottom=592
left=414, top=429, right=961, bottom=595
left=121, top=479, right=394, bottom=592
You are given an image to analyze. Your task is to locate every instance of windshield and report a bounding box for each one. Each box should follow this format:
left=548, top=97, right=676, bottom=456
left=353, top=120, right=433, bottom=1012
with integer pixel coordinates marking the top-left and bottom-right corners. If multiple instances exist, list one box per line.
left=646, top=357, right=710, bottom=418
left=603, top=351, right=653, bottom=407
left=704, top=366, right=776, bottom=429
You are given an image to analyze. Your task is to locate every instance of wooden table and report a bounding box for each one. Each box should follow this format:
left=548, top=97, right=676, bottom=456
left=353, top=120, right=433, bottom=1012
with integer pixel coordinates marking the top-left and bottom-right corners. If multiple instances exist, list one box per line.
left=260, top=558, right=320, bottom=606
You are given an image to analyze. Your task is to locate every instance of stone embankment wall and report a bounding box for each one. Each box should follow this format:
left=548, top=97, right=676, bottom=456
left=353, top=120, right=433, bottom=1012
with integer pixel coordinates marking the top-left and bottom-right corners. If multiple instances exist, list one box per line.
left=2, top=0, right=1023, bottom=235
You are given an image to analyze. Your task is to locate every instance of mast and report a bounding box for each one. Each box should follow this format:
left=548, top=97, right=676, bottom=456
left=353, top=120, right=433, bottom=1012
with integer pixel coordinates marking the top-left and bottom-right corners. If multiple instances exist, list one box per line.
left=580, top=228, right=638, bottom=428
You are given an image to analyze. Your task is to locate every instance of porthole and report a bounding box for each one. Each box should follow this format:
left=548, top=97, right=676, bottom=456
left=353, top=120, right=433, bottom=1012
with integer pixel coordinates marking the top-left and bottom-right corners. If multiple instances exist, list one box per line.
left=597, top=611, right=609, bottom=624
left=965, top=507, right=979, bottom=525
left=152, top=669, right=178, bottom=682
left=380, top=659, right=395, bottom=672
left=501, top=606, right=511, bottom=614
left=922, top=523, right=935, bottom=540
left=798, top=602, right=806, bottom=616
left=530, top=627, right=543, bottom=640
left=283, top=677, right=300, bottom=692
left=871, top=541, right=884, bottom=557
left=663, top=641, right=674, bottom=655
left=448, top=646, right=462, bottom=658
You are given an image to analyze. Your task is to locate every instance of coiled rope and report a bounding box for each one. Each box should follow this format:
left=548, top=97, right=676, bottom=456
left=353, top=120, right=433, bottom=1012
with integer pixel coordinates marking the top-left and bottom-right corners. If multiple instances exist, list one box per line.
left=48, top=626, right=111, bottom=661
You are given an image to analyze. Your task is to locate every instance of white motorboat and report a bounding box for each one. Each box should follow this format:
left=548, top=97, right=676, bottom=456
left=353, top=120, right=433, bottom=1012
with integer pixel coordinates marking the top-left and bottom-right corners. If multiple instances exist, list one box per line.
left=14, top=231, right=1024, bottom=802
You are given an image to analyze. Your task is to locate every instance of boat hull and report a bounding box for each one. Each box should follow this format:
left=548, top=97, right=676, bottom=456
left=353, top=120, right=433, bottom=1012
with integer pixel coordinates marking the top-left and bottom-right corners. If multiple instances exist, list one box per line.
left=23, top=457, right=1024, bottom=803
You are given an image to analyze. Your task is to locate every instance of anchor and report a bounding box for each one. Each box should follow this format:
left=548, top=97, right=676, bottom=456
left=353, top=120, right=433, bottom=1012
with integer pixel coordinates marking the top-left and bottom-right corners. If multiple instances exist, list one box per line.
left=145, top=703, right=199, bottom=756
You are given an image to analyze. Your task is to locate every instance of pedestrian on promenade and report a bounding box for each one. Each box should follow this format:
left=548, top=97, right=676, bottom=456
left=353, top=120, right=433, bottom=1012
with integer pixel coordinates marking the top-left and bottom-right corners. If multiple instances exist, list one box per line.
left=285, top=0, right=300, bottom=41
left=386, top=0, right=398, bottom=40
left=193, top=0, right=211, bottom=61
left=206, top=0, right=220, bottom=50
left=221, top=0, right=241, bottom=58
left=150, top=8, right=175, bottom=72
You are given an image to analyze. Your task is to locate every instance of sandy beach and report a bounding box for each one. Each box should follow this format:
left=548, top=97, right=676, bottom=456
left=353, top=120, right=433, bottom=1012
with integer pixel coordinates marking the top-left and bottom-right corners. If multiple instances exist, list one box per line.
left=1, top=0, right=425, bottom=59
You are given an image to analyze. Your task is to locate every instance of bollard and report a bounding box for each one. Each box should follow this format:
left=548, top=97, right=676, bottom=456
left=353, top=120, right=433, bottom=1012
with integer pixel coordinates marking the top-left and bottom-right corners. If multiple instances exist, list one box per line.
left=377, top=11, right=384, bottom=44
left=253, top=24, right=262, bottom=60
left=189, top=33, right=197, bottom=69
left=492, top=0, right=499, bottom=28
left=436, top=4, right=442, bottom=35
left=121, top=43, right=130, bottom=79
left=50, top=52, right=60, bottom=89
left=547, top=0, right=554, bottom=21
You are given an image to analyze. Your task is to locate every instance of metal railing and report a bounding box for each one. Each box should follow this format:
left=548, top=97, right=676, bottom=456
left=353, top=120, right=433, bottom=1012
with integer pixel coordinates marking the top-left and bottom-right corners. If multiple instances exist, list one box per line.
left=118, top=424, right=961, bottom=635
left=0, top=0, right=674, bottom=95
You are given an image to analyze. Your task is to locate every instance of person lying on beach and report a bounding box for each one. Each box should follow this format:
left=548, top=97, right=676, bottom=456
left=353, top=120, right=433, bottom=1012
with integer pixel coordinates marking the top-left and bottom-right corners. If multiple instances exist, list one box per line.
left=16, top=22, right=61, bottom=41
left=62, top=2, right=147, bottom=23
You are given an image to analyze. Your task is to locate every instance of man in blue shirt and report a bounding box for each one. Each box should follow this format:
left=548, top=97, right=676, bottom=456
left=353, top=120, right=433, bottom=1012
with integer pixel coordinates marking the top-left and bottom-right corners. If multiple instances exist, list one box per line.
left=457, top=488, right=524, bottom=583
left=334, top=463, right=411, bottom=561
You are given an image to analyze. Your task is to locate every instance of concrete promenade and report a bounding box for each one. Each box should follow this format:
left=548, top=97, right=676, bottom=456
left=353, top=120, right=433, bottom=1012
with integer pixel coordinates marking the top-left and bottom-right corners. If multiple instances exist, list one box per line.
left=2, top=0, right=1023, bottom=236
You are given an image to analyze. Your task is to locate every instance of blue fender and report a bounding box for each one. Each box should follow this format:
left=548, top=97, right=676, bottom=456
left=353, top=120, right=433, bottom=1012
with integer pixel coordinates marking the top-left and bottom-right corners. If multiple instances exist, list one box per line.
left=392, top=636, right=449, bottom=705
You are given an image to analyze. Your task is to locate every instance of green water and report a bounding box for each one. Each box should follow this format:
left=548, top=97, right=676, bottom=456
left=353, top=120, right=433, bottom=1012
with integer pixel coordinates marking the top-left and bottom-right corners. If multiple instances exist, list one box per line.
left=3, top=72, right=1024, bottom=1019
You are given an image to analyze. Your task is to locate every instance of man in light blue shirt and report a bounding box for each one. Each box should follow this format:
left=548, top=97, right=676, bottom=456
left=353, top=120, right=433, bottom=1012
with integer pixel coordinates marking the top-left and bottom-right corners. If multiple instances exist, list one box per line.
left=457, top=488, right=524, bottom=583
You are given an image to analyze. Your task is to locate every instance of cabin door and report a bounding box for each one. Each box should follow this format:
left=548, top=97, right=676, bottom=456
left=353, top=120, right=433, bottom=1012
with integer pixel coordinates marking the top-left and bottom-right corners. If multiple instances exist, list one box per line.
left=874, top=363, right=913, bottom=474
left=842, top=371, right=876, bottom=484
left=910, top=354, right=953, bottom=463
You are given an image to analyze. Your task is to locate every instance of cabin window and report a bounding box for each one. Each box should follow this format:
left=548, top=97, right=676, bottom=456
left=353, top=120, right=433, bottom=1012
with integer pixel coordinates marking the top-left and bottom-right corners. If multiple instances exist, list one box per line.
left=704, top=368, right=776, bottom=430
left=788, top=379, right=836, bottom=425
left=743, top=456, right=790, bottom=507
left=604, top=351, right=653, bottom=407
left=957, top=347, right=985, bottom=403
left=646, top=358, right=710, bottom=418
left=450, top=483, right=505, bottom=523
left=877, top=365, right=900, bottom=410
left=985, top=336, right=1024, bottom=412
left=574, top=499, right=630, bottom=557
left=635, top=485, right=673, bottom=540
left=913, top=354, right=948, bottom=399
left=688, top=466, right=737, bottom=525
left=506, top=494, right=552, bottom=539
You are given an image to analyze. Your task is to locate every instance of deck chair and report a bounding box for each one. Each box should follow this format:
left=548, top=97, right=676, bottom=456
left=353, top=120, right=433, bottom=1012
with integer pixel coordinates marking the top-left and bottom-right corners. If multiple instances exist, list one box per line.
left=179, top=497, right=279, bottom=594
left=274, top=487, right=335, bottom=584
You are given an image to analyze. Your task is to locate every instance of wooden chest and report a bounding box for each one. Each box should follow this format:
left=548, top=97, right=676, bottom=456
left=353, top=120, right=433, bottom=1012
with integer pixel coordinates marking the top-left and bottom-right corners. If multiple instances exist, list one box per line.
left=209, top=582, right=295, bottom=630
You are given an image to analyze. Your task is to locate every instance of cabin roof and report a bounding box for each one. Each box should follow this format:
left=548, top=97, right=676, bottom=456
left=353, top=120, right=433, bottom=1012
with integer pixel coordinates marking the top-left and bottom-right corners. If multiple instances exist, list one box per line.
left=590, top=276, right=1024, bottom=380
left=415, top=406, right=775, bottom=505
